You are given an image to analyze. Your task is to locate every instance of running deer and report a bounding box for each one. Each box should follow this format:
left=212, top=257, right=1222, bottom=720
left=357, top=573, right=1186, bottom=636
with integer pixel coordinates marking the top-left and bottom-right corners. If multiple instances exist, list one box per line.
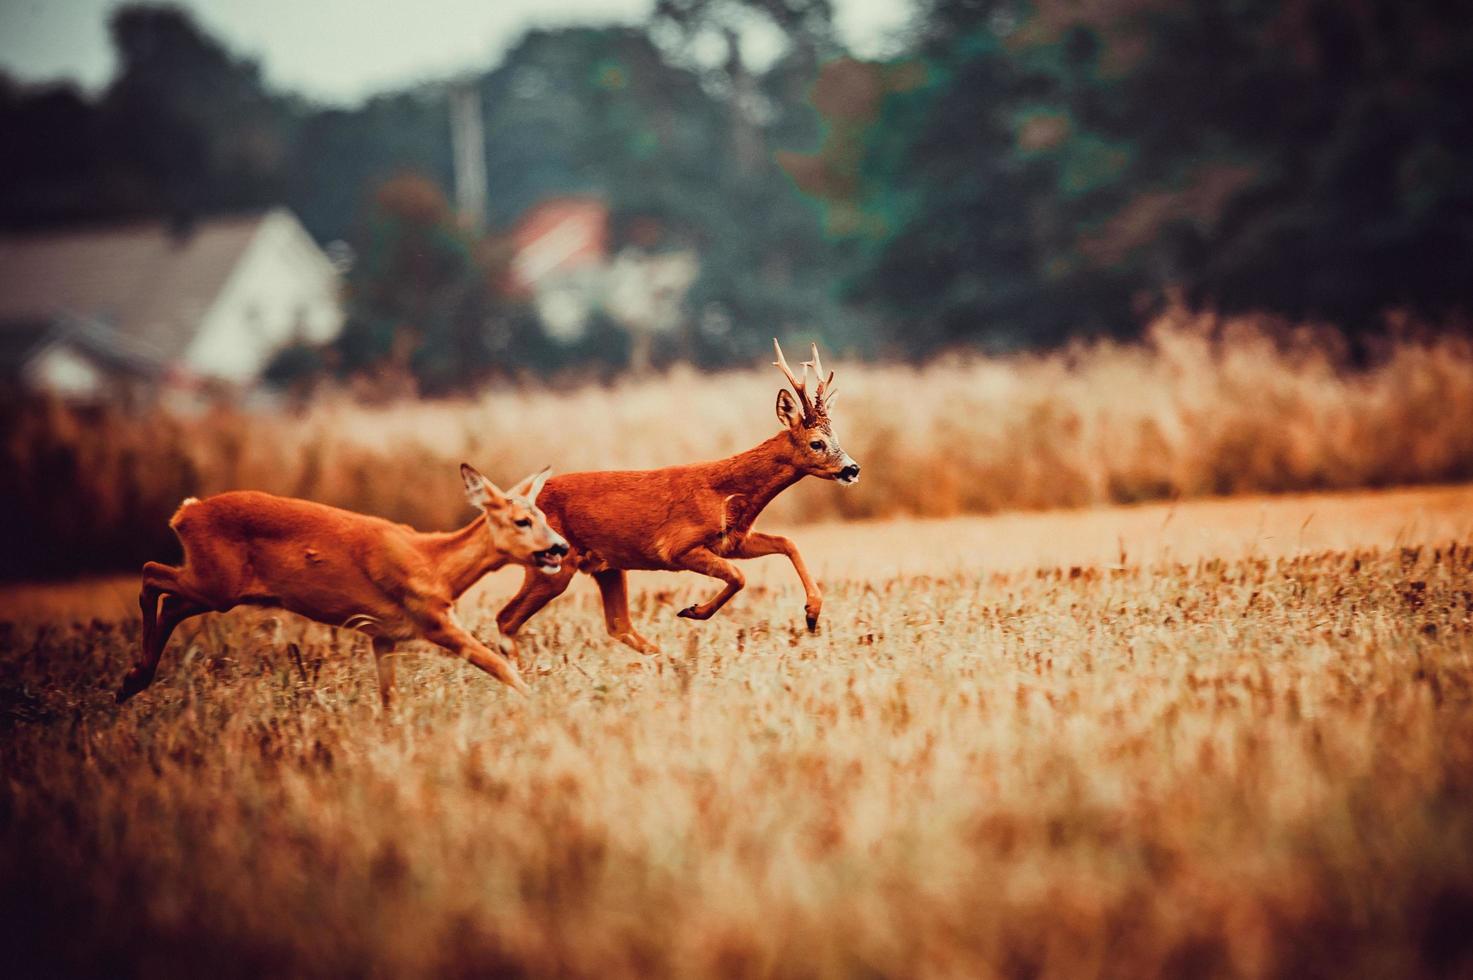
left=117, top=464, right=569, bottom=705
left=496, top=340, right=859, bottom=657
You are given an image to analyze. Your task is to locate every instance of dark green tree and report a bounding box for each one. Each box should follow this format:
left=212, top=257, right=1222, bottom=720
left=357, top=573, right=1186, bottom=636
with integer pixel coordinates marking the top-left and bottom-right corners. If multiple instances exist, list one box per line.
left=339, top=173, right=533, bottom=393
left=813, top=0, right=1473, bottom=351
left=0, top=76, right=107, bottom=226
left=102, top=4, right=293, bottom=220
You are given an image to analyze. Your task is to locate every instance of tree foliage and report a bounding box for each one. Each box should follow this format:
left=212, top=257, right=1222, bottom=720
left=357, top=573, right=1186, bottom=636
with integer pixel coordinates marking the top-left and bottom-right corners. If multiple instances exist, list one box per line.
left=2, top=0, right=1470, bottom=380
left=805, top=0, right=1473, bottom=350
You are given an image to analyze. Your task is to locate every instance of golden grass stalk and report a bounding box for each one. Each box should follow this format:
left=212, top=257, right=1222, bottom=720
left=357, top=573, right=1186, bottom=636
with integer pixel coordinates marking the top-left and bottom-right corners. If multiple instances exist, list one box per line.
left=3, top=305, right=1471, bottom=576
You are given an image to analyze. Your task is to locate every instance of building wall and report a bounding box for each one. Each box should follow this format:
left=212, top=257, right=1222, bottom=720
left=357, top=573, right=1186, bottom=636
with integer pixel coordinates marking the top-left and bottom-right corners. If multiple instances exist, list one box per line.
left=183, top=209, right=343, bottom=382
left=24, top=344, right=104, bottom=397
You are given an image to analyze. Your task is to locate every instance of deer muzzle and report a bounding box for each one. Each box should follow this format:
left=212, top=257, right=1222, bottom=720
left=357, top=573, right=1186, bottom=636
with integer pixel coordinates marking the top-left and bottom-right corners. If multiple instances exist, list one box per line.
left=534, top=540, right=569, bottom=574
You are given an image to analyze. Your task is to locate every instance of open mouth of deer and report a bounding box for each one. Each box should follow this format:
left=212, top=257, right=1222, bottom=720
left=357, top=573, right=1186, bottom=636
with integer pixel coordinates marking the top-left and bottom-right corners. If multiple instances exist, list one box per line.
left=533, top=545, right=568, bottom=574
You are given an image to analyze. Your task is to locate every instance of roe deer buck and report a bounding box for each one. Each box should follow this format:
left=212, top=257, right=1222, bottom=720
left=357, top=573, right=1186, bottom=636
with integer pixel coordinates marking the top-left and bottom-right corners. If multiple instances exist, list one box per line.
left=496, top=340, right=859, bottom=657
left=117, top=464, right=569, bottom=705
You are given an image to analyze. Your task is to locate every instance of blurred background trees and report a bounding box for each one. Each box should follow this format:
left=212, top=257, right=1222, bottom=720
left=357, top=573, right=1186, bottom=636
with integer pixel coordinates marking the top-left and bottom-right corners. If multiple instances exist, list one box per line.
left=804, top=0, right=1473, bottom=349
left=2, top=0, right=1470, bottom=390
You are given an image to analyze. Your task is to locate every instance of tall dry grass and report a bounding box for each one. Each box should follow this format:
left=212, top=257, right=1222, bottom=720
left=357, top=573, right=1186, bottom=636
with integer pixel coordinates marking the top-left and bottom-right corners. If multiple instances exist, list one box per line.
left=4, top=306, right=1472, bottom=577
left=3, top=507, right=1472, bottom=976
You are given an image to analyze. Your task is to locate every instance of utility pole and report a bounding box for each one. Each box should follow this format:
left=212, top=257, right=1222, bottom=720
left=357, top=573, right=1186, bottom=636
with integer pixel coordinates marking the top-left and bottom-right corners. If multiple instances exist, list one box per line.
left=449, top=82, right=488, bottom=233
left=724, top=27, right=762, bottom=177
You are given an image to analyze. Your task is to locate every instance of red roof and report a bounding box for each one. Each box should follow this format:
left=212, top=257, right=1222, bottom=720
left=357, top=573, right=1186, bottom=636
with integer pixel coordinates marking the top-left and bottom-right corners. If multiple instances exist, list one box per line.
left=508, top=197, right=608, bottom=293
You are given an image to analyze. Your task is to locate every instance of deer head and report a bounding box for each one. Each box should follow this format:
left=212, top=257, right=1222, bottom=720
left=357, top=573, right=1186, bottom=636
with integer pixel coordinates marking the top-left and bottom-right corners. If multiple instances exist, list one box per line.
left=460, top=463, right=570, bottom=573
left=772, top=340, right=861, bottom=485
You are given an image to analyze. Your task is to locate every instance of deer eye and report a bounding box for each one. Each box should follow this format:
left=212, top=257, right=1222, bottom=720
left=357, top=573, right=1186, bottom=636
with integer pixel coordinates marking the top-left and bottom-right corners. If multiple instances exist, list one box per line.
left=514, top=518, right=533, bottom=528
left=809, top=440, right=826, bottom=451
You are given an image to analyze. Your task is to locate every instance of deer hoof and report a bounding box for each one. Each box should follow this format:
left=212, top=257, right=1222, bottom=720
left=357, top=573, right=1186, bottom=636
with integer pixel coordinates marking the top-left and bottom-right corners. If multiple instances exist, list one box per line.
left=116, top=668, right=152, bottom=703
left=806, top=613, right=820, bottom=632
left=677, top=604, right=701, bottom=620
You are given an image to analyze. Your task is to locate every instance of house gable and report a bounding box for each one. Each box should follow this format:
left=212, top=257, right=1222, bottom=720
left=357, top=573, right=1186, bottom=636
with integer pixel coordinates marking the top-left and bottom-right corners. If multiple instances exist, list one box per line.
left=182, top=209, right=344, bottom=382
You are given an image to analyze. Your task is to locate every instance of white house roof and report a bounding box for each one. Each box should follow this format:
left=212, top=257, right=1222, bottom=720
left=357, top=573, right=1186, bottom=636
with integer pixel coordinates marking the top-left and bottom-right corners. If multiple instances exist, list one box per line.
left=0, top=212, right=272, bottom=362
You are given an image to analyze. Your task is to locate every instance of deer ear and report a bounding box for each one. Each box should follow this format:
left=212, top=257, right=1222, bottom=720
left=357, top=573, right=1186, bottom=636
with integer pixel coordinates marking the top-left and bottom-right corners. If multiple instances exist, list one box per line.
left=509, top=466, right=552, bottom=502
left=460, top=463, right=505, bottom=508
left=776, top=389, right=803, bottom=429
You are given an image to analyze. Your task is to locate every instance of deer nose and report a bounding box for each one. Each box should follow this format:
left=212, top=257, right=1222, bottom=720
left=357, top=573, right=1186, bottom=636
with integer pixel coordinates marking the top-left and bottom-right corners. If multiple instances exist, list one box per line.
left=838, top=463, right=860, bottom=483
left=546, top=541, right=569, bottom=557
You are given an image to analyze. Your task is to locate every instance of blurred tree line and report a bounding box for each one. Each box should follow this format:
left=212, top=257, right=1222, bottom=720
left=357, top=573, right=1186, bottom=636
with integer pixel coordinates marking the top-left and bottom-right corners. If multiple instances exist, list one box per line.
left=2, top=0, right=1470, bottom=389
left=796, top=0, right=1473, bottom=348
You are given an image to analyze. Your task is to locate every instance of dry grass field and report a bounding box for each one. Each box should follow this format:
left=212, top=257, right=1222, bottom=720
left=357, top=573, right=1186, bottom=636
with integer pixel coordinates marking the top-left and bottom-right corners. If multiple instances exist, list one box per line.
left=5, top=485, right=1473, bottom=977
left=7, top=307, right=1473, bottom=577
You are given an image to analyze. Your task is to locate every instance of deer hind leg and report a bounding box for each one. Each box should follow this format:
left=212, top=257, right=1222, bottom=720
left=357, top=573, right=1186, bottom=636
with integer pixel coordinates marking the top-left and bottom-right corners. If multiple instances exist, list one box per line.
left=371, top=636, right=398, bottom=708
left=674, top=547, right=745, bottom=622
left=119, top=590, right=208, bottom=702
left=138, top=573, right=163, bottom=667
left=120, top=562, right=197, bottom=702
left=735, top=531, right=823, bottom=631
left=136, top=559, right=184, bottom=640
left=421, top=608, right=530, bottom=697
left=495, top=564, right=575, bottom=661
left=593, top=569, right=660, bottom=655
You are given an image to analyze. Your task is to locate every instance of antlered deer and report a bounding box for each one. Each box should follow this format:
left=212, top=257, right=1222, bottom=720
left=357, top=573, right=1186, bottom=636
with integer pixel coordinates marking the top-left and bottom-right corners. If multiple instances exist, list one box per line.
left=118, top=464, right=569, bottom=705
left=496, top=340, right=859, bottom=657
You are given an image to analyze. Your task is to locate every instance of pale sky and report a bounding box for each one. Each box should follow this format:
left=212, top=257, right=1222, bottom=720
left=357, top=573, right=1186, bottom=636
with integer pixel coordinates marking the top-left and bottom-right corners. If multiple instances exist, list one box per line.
left=0, top=0, right=914, bottom=105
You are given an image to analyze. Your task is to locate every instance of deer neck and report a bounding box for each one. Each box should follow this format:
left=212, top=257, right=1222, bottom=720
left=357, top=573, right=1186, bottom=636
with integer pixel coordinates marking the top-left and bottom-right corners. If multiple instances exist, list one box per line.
left=709, top=432, right=805, bottom=524
left=420, top=514, right=505, bottom=599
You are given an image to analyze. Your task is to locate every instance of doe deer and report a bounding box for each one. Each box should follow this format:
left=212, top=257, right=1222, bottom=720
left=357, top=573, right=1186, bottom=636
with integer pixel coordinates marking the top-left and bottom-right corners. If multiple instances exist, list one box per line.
left=117, top=464, right=569, bottom=705
left=496, top=340, right=859, bottom=657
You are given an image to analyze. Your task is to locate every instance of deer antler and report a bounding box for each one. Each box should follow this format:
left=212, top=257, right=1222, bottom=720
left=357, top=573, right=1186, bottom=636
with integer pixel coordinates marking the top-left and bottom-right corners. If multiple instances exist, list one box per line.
left=773, top=338, right=815, bottom=416
left=803, top=342, right=834, bottom=410
left=775, top=339, right=838, bottom=418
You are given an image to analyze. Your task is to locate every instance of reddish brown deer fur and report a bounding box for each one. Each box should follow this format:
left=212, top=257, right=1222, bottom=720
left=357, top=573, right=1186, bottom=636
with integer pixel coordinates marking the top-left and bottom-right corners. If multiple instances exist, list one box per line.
left=497, top=340, right=859, bottom=656
left=118, top=464, right=568, bottom=705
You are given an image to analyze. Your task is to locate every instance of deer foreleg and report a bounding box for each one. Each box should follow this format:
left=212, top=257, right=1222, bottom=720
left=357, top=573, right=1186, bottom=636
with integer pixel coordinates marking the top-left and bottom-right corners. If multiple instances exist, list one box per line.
left=593, top=569, right=661, bottom=654
left=674, top=547, right=745, bottom=621
left=421, top=610, right=530, bottom=696
left=495, top=564, right=576, bottom=663
left=371, top=636, right=398, bottom=708
left=734, top=532, right=823, bottom=631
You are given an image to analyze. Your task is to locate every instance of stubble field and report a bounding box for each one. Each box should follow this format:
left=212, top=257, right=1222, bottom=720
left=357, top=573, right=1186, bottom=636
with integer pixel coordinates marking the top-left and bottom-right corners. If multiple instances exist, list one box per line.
left=4, top=485, right=1473, bottom=977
